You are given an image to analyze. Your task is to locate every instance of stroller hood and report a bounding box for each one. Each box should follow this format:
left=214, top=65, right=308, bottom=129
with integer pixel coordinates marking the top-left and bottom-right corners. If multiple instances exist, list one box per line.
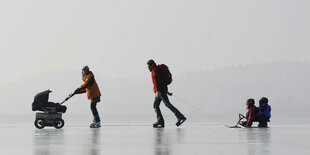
left=34, top=90, right=52, bottom=105
left=32, top=90, right=67, bottom=113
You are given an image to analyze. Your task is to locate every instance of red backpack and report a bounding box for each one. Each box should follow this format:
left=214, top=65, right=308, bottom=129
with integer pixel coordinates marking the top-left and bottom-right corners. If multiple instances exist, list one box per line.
left=158, top=64, right=172, bottom=85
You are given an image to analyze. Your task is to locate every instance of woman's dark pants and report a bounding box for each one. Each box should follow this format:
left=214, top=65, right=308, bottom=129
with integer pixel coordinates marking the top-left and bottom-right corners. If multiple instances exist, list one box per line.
left=91, top=97, right=101, bottom=123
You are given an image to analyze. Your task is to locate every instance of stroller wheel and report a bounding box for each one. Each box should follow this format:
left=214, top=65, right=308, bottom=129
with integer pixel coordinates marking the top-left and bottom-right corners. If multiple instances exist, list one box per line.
left=34, top=118, right=46, bottom=129
left=53, top=118, right=65, bottom=129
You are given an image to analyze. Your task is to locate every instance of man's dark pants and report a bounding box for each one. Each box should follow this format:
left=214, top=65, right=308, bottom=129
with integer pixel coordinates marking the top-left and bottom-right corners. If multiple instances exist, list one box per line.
left=153, top=91, right=185, bottom=123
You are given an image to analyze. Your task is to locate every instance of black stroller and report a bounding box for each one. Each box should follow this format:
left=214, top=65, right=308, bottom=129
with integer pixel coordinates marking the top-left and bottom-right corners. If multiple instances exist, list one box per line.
left=32, top=90, right=73, bottom=129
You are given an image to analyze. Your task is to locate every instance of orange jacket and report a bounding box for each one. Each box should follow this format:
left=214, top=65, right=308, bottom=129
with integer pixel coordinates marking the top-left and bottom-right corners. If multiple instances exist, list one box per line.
left=79, top=72, right=101, bottom=100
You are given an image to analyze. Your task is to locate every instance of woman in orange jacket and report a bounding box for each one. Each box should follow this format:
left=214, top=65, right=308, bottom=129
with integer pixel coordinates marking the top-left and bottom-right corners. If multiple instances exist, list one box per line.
left=74, top=66, right=102, bottom=128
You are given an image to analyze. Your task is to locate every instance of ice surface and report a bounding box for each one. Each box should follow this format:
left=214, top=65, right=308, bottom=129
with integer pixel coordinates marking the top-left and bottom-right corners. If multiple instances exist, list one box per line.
left=0, top=124, right=310, bottom=155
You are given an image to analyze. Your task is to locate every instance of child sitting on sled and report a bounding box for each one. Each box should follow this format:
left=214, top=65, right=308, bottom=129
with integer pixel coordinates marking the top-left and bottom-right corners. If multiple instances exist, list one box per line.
left=240, top=98, right=260, bottom=127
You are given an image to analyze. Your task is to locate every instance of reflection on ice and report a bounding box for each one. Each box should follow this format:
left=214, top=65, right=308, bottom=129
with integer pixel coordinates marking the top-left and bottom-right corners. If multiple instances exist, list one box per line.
left=34, top=128, right=102, bottom=155
left=34, top=129, right=65, bottom=155
left=0, top=125, right=310, bottom=154
left=153, top=128, right=186, bottom=155
left=241, top=128, right=271, bottom=155
left=154, top=129, right=169, bottom=155
left=89, top=129, right=101, bottom=155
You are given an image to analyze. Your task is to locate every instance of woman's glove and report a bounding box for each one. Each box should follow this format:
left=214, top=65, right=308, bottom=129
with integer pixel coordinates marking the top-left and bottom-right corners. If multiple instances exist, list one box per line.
left=74, top=88, right=81, bottom=94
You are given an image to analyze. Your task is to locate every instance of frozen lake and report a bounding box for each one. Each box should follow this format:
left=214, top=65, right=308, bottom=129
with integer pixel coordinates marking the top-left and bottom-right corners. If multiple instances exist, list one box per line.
left=0, top=124, right=310, bottom=155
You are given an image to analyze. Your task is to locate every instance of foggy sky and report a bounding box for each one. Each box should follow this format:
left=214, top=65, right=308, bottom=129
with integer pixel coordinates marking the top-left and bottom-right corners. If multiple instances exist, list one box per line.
left=0, top=0, right=310, bottom=82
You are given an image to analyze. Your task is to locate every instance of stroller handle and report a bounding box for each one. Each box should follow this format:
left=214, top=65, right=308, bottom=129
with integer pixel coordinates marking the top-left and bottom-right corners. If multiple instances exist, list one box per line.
left=60, top=92, right=75, bottom=105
